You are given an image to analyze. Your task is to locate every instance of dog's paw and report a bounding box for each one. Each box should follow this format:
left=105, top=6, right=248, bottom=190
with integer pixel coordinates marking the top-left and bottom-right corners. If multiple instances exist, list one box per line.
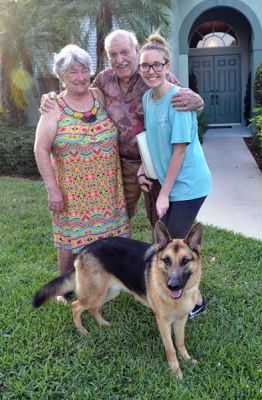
left=169, top=362, right=183, bottom=380
left=190, top=358, right=198, bottom=365
left=100, top=320, right=110, bottom=327
left=183, top=355, right=198, bottom=364
left=173, top=367, right=183, bottom=380
left=96, top=316, right=110, bottom=326
left=77, top=326, right=88, bottom=335
left=56, top=296, right=68, bottom=305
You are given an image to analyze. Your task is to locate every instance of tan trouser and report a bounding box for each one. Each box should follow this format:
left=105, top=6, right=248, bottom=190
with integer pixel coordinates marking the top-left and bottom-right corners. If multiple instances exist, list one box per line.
left=120, top=158, right=161, bottom=227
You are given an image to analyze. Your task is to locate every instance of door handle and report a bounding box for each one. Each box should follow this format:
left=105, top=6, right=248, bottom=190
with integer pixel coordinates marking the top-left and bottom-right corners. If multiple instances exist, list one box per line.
left=212, top=90, right=219, bottom=105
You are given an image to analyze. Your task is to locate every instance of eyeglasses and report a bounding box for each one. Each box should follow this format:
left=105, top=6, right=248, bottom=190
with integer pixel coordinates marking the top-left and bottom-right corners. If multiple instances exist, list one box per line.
left=138, top=61, right=168, bottom=73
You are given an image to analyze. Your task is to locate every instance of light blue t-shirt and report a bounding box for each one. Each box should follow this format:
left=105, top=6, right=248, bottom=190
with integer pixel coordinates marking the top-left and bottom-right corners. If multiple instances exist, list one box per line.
left=142, top=86, right=212, bottom=201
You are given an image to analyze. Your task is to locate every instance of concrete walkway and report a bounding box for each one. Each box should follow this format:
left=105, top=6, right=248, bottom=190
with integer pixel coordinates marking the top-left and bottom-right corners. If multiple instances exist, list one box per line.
left=197, top=126, right=262, bottom=241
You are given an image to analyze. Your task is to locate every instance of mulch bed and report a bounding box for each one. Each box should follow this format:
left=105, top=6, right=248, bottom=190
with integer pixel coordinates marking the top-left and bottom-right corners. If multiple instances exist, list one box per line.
left=244, top=137, right=262, bottom=173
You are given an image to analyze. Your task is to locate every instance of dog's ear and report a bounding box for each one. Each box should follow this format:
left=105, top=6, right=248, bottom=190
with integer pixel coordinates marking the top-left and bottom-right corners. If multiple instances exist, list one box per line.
left=185, top=223, right=203, bottom=253
left=154, top=220, right=172, bottom=249
left=144, top=244, right=158, bottom=263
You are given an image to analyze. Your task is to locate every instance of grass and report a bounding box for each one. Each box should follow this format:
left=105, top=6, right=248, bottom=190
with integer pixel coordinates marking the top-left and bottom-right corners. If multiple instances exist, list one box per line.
left=0, top=176, right=261, bottom=399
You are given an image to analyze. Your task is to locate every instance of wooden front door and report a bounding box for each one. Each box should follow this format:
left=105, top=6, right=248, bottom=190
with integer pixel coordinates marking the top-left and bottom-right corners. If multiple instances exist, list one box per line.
left=189, top=54, right=241, bottom=124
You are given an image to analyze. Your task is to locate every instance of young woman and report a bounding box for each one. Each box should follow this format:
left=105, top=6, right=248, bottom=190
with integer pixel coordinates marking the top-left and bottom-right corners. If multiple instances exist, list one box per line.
left=137, top=34, right=212, bottom=318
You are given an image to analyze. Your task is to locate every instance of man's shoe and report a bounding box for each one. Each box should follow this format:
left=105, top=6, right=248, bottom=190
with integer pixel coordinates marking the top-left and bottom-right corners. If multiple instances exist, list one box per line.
left=189, top=299, right=206, bottom=319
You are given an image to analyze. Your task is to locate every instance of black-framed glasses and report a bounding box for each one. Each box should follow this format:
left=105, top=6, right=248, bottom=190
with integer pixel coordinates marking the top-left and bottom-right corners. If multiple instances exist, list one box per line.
left=138, top=61, right=168, bottom=73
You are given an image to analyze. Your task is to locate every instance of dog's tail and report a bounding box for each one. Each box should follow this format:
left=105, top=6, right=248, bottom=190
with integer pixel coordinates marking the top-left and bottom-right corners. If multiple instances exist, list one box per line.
left=32, top=268, right=75, bottom=308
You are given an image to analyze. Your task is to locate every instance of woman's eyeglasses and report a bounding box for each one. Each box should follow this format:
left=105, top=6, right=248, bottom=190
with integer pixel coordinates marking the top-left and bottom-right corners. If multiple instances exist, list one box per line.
left=138, top=61, right=168, bottom=73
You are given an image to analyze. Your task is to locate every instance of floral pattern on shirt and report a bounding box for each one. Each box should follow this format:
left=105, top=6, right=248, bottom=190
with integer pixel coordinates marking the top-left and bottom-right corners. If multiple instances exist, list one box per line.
left=92, top=68, right=180, bottom=160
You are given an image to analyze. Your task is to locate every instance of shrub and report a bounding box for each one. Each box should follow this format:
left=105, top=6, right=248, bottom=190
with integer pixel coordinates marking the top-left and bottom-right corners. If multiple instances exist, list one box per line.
left=189, top=70, right=208, bottom=142
left=244, top=72, right=251, bottom=125
left=256, top=130, right=262, bottom=157
left=0, top=125, right=39, bottom=176
left=198, top=112, right=208, bottom=143
left=250, top=65, right=262, bottom=156
left=250, top=107, right=262, bottom=157
left=254, top=64, right=262, bottom=106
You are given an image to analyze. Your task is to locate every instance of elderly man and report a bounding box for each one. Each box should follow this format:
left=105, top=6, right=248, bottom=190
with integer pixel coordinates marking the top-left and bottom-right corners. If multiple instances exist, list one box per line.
left=41, top=29, right=203, bottom=227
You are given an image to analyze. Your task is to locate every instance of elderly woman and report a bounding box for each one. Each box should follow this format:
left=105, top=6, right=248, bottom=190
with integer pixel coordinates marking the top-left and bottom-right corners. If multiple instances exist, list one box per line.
left=34, top=44, right=130, bottom=302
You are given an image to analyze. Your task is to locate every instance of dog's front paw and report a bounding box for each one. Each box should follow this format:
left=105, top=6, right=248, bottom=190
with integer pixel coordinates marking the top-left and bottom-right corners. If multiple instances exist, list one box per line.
left=182, top=354, right=198, bottom=364
left=169, top=362, right=183, bottom=380
left=173, top=367, right=183, bottom=380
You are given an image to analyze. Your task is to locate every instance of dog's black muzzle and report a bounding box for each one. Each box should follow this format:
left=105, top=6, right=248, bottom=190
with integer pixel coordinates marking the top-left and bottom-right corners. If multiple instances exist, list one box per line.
left=167, top=271, right=192, bottom=299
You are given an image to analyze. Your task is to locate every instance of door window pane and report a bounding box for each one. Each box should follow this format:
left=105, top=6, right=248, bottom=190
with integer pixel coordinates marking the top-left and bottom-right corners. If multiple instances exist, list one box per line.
left=190, top=21, right=239, bottom=48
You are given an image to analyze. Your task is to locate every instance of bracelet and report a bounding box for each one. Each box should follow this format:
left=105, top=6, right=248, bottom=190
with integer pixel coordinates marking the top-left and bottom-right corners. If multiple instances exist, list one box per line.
left=137, top=173, right=146, bottom=179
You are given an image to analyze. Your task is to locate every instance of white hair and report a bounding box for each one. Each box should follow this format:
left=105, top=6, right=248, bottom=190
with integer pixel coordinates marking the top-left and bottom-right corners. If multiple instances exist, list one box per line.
left=53, top=44, right=92, bottom=81
left=104, top=29, right=138, bottom=55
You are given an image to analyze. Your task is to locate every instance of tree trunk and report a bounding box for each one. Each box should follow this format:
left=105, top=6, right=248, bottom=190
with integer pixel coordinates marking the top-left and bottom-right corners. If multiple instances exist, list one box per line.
left=96, top=0, right=113, bottom=74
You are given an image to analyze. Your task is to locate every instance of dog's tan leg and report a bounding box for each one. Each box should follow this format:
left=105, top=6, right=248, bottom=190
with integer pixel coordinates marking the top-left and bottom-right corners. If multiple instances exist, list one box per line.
left=155, top=316, right=183, bottom=380
left=72, top=300, right=89, bottom=335
left=173, top=317, right=197, bottom=364
left=72, top=263, right=112, bottom=334
left=90, top=308, right=110, bottom=326
left=72, top=280, right=111, bottom=334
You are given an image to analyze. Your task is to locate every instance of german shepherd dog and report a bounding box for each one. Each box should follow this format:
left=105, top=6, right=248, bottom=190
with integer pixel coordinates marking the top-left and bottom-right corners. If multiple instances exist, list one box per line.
left=32, top=221, right=203, bottom=379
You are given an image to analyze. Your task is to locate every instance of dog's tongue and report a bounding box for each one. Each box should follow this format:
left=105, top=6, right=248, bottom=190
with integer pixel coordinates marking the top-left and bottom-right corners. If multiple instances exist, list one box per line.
left=171, top=289, right=183, bottom=299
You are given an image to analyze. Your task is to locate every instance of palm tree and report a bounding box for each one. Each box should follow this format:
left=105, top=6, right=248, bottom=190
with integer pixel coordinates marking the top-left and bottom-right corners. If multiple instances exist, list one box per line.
left=23, top=0, right=174, bottom=80
left=0, top=0, right=39, bottom=126
left=88, top=0, right=173, bottom=73
left=0, top=0, right=76, bottom=126
left=45, top=0, right=174, bottom=74
left=0, top=0, right=173, bottom=126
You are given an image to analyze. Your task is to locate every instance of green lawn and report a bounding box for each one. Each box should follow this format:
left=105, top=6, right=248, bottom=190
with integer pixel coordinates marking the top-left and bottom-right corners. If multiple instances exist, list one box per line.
left=0, top=177, right=261, bottom=399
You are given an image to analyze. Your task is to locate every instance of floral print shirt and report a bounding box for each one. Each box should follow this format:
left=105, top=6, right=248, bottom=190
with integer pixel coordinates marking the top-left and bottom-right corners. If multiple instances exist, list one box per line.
left=92, top=68, right=181, bottom=160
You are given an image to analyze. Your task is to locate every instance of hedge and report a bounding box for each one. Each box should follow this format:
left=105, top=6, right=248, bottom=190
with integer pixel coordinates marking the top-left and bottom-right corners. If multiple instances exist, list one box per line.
left=1, top=117, right=208, bottom=177
left=250, top=107, right=262, bottom=157
left=0, top=125, right=39, bottom=176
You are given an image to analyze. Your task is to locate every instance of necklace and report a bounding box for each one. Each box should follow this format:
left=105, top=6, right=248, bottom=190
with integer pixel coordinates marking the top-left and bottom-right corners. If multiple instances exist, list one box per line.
left=62, top=97, right=100, bottom=123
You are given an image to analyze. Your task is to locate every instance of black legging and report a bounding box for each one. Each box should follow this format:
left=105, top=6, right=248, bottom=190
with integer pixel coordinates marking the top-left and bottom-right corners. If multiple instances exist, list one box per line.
left=161, top=196, right=206, bottom=239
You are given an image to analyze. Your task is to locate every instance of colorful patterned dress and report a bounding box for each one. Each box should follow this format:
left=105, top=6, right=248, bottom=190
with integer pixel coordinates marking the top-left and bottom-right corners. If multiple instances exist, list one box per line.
left=51, top=92, right=130, bottom=253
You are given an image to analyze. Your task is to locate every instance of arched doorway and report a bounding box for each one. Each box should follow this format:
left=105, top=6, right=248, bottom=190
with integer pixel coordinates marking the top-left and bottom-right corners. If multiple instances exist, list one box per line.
left=189, top=20, right=241, bottom=125
left=178, top=2, right=261, bottom=126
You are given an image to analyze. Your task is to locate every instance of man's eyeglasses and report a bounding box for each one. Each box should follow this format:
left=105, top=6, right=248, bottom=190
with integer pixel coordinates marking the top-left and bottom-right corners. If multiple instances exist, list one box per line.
left=138, top=61, right=168, bottom=73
